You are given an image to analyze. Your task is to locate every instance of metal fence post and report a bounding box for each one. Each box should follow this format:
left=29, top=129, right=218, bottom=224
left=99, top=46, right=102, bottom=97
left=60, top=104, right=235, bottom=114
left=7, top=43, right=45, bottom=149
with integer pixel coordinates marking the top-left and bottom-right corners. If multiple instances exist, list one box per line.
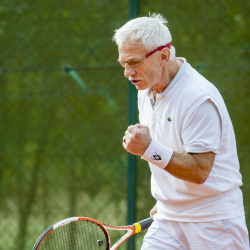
left=127, top=1, right=138, bottom=249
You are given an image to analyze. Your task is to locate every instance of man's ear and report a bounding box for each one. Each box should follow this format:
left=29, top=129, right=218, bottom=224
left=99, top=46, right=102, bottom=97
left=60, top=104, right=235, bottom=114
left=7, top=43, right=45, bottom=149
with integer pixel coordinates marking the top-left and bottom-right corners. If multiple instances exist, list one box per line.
left=160, top=48, right=170, bottom=64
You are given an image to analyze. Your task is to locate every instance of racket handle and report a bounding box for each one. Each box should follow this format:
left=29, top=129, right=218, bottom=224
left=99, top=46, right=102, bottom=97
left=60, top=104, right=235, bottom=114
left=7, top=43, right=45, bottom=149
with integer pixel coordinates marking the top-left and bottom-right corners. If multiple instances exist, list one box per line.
left=138, top=217, right=154, bottom=231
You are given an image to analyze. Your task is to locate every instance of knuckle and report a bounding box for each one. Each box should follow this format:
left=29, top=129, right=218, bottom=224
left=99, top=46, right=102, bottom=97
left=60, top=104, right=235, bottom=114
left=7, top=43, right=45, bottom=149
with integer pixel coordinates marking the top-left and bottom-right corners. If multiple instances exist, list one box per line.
left=128, top=125, right=134, bottom=130
left=134, top=130, right=141, bottom=138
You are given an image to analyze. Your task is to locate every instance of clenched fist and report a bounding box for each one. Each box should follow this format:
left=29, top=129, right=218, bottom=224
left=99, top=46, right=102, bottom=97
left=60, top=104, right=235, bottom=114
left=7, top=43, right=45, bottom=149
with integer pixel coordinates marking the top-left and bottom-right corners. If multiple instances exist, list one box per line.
left=122, top=124, right=152, bottom=156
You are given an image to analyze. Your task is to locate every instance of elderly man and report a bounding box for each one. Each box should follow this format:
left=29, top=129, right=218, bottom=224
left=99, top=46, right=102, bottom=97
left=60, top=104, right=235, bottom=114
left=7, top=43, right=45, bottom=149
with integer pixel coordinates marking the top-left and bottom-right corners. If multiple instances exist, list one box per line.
left=113, top=13, right=249, bottom=249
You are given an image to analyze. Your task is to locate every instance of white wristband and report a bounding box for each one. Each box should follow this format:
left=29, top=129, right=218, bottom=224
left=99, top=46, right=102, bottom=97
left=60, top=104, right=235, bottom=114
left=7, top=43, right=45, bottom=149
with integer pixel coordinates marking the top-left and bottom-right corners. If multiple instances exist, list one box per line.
left=141, top=139, right=173, bottom=169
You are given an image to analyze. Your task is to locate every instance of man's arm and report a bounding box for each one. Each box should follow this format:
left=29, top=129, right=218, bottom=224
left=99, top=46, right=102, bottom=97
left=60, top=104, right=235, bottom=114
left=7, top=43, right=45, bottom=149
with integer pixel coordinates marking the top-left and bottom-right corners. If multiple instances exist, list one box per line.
left=165, top=150, right=215, bottom=184
left=123, top=124, right=215, bottom=184
left=123, top=100, right=221, bottom=184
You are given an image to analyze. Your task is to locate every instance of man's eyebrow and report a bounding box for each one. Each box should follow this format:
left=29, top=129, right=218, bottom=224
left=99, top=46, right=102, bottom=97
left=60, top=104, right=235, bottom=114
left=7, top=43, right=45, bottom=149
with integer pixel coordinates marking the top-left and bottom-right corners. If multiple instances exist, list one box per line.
left=118, top=56, right=140, bottom=62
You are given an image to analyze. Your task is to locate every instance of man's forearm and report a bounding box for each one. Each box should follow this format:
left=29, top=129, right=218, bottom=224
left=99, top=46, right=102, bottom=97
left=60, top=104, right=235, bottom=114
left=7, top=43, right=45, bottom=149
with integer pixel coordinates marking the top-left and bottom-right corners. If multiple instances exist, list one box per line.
left=165, top=151, right=215, bottom=184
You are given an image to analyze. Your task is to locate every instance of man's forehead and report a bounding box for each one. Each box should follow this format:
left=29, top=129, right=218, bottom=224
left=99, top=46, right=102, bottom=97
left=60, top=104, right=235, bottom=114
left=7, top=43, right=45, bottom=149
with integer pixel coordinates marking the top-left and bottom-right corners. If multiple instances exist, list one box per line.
left=118, top=42, right=147, bottom=59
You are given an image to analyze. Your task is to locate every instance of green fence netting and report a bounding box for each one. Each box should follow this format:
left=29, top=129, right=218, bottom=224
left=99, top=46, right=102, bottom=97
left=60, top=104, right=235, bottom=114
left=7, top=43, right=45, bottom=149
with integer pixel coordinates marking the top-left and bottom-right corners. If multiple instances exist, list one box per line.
left=0, top=1, right=249, bottom=249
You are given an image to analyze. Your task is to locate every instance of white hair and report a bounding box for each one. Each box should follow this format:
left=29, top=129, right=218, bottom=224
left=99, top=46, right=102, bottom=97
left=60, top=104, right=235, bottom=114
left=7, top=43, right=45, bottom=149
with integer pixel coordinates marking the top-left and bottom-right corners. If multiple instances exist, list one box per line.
left=113, top=13, right=176, bottom=61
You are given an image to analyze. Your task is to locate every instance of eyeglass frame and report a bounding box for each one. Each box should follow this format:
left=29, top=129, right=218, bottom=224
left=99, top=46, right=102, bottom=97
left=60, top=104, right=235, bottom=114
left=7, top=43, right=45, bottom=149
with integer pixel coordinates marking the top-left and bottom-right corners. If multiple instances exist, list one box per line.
left=118, top=43, right=171, bottom=68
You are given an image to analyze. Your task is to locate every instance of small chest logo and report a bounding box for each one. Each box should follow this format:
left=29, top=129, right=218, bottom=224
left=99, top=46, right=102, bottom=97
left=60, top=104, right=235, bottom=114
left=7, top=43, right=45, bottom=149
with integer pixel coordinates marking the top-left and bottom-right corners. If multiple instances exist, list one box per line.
left=152, top=152, right=162, bottom=161
left=168, top=117, right=172, bottom=122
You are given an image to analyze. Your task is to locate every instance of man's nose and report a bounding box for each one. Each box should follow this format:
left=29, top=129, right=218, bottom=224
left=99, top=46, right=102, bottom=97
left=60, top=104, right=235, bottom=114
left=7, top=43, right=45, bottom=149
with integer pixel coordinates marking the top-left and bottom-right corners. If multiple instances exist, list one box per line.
left=124, top=64, right=136, bottom=78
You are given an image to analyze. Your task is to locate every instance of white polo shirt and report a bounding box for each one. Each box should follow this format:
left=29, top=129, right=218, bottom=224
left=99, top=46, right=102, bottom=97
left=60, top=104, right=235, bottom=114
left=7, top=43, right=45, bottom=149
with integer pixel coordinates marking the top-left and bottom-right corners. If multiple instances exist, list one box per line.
left=138, top=58, right=244, bottom=222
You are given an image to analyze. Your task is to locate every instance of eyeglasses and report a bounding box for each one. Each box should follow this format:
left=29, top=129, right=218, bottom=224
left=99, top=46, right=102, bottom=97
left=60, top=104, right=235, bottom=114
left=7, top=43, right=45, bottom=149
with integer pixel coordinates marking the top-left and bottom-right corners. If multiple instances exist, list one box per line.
left=118, top=43, right=171, bottom=68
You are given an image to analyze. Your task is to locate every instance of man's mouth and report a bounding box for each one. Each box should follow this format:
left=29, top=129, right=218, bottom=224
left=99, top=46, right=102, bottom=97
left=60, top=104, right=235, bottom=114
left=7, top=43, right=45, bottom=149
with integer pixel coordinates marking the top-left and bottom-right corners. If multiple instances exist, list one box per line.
left=131, top=80, right=140, bottom=85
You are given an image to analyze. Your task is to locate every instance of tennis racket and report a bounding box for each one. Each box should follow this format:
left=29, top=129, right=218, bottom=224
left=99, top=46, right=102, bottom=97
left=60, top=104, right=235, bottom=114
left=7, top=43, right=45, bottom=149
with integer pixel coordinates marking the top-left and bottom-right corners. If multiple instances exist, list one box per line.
left=33, top=216, right=153, bottom=249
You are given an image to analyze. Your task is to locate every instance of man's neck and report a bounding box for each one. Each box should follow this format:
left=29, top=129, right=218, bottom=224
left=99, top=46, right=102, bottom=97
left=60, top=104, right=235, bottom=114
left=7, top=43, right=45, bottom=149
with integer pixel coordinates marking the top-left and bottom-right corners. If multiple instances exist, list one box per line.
left=168, top=57, right=183, bottom=82
left=152, top=57, right=183, bottom=97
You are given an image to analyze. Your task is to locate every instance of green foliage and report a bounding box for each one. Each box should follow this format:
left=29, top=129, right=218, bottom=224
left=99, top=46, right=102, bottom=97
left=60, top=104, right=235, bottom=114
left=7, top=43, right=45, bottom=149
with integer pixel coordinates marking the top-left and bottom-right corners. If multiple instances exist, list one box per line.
left=0, top=0, right=249, bottom=249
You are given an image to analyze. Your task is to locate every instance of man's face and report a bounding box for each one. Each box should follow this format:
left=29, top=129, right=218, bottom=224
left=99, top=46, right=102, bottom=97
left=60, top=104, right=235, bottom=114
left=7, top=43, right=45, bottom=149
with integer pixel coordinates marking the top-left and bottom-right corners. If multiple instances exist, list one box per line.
left=118, top=42, right=164, bottom=92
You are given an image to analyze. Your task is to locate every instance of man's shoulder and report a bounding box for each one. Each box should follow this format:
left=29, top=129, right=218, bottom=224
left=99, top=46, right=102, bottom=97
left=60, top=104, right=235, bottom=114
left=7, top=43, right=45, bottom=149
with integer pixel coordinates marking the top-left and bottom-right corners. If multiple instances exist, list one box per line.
left=180, top=65, right=220, bottom=99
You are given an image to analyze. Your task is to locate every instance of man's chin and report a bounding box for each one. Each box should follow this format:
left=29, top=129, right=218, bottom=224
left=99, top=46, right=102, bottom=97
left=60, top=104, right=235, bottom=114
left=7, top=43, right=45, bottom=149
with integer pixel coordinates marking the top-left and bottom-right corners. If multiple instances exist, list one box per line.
left=134, top=84, right=147, bottom=91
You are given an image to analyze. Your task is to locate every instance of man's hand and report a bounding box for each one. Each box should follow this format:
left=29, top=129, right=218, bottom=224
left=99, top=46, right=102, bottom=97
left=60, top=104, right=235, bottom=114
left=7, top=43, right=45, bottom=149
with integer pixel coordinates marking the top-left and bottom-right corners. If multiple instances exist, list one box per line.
left=150, top=204, right=157, bottom=217
left=122, top=124, right=152, bottom=156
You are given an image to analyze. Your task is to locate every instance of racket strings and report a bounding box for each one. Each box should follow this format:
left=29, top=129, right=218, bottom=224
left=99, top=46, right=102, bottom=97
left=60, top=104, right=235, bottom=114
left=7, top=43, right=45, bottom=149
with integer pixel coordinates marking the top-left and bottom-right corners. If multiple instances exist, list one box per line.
left=39, top=220, right=109, bottom=249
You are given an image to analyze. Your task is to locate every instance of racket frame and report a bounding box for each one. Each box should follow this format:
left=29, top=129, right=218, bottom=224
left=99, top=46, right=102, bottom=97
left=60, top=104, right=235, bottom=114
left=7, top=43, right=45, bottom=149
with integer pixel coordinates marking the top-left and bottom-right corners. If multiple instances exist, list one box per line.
left=33, top=216, right=153, bottom=250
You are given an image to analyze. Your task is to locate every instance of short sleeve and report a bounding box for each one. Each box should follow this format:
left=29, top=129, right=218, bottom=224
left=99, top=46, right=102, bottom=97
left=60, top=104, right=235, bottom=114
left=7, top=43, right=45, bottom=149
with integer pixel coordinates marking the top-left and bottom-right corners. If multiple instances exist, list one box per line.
left=182, top=99, right=222, bottom=153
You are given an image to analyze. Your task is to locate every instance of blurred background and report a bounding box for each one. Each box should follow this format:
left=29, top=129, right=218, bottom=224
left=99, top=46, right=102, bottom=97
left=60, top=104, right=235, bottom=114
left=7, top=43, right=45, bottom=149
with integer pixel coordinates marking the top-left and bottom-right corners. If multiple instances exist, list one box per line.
left=0, top=0, right=249, bottom=249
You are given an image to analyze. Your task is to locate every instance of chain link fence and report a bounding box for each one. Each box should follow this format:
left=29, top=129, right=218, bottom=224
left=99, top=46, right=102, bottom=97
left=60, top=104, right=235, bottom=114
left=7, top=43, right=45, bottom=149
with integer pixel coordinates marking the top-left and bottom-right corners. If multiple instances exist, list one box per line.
left=0, top=0, right=249, bottom=249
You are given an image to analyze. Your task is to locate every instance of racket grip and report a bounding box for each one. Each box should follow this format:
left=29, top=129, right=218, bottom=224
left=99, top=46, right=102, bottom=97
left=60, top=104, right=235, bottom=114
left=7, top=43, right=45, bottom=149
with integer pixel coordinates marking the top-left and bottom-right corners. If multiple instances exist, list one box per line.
left=139, top=217, right=154, bottom=231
